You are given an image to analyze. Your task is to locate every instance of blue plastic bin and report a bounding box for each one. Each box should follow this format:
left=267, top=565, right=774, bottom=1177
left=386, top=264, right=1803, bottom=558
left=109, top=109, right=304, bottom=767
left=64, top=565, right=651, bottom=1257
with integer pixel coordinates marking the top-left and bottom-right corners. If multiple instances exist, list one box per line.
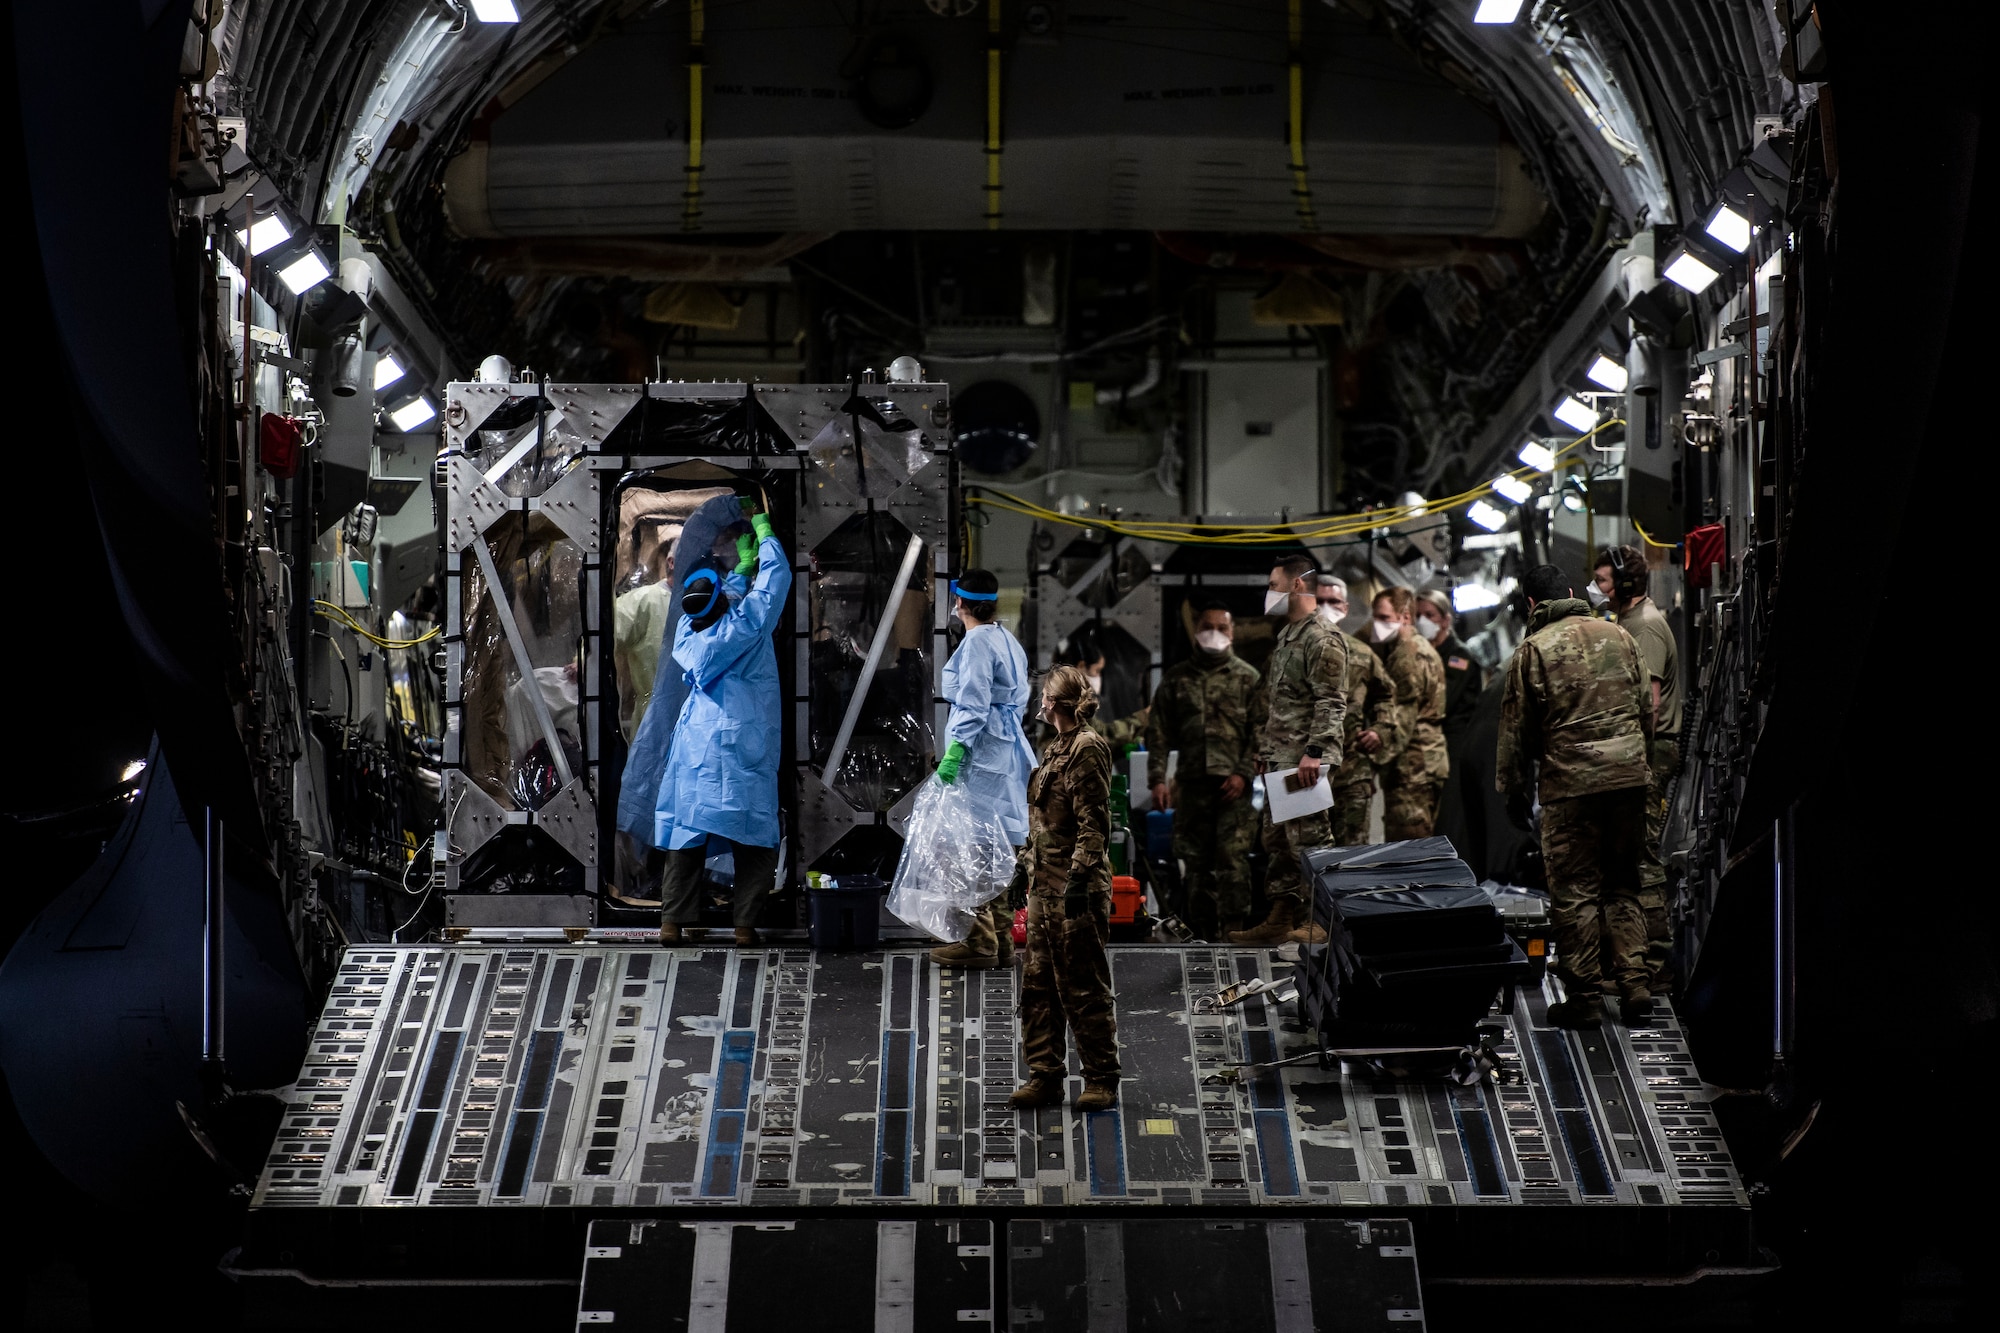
left=1146, top=809, right=1174, bottom=864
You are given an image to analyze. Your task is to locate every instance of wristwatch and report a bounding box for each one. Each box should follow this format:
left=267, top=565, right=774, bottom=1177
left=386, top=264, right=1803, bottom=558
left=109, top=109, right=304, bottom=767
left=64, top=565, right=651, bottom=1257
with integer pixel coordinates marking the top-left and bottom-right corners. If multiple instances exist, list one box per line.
left=1304, top=745, right=1324, bottom=759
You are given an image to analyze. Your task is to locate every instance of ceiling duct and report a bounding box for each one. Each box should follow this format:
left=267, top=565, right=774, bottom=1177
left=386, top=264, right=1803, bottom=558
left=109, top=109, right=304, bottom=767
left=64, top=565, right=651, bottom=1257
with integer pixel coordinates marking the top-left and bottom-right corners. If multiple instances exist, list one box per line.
left=443, top=1, right=1544, bottom=238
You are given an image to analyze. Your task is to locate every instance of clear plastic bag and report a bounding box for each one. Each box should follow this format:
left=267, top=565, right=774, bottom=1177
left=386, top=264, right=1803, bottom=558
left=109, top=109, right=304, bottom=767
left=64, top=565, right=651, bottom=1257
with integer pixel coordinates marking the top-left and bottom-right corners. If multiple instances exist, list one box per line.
left=887, top=775, right=1017, bottom=942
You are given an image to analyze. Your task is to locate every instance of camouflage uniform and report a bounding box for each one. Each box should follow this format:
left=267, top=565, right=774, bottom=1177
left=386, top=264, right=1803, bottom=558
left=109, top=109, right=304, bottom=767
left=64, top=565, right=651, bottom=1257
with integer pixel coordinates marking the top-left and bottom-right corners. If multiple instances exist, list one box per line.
left=1638, top=737, right=1680, bottom=982
left=1497, top=597, right=1653, bottom=996
left=1020, top=725, right=1120, bottom=1081
left=1375, top=633, right=1449, bottom=840
left=1256, top=615, right=1347, bottom=903
left=1146, top=650, right=1264, bottom=925
left=1088, top=709, right=1151, bottom=749
left=1617, top=596, right=1682, bottom=985
left=1330, top=632, right=1402, bottom=846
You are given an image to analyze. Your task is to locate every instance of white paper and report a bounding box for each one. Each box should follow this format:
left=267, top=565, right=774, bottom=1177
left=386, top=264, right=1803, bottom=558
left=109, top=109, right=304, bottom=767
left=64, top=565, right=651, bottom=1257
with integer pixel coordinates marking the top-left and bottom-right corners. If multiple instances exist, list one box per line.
left=1261, top=766, right=1334, bottom=823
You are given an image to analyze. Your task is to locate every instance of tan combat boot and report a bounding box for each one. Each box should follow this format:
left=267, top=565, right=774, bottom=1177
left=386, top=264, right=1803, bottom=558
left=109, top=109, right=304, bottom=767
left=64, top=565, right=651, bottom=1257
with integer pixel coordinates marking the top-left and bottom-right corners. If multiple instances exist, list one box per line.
left=1227, top=896, right=1301, bottom=946
left=734, top=926, right=760, bottom=947
left=1075, top=1078, right=1120, bottom=1112
left=929, top=939, right=1001, bottom=969
left=1547, top=994, right=1604, bottom=1029
left=660, top=921, right=684, bottom=946
left=1286, top=909, right=1328, bottom=946
left=1009, top=1073, right=1064, bottom=1109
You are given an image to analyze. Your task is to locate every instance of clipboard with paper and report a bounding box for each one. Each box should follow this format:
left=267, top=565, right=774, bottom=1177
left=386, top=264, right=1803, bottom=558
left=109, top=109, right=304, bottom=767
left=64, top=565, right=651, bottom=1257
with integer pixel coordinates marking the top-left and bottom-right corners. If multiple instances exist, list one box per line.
left=1261, top=765, right=1334, bottom=822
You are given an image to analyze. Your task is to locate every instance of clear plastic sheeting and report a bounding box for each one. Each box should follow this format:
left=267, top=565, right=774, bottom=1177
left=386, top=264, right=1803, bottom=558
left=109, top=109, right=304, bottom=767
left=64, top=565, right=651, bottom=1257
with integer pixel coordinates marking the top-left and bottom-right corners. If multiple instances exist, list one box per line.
left=610, top=481, right=736, bottom=742
left=460, top=514, right=585, bottom=810
left=472, top=404, right=588, bottom=499
left=807, top=512, right=933, bottom=811
left=642, top=393, right=787, bottom=456
left=805, top=396, right=933, bottom=501
left=887, top=776, right=1015, bottom=942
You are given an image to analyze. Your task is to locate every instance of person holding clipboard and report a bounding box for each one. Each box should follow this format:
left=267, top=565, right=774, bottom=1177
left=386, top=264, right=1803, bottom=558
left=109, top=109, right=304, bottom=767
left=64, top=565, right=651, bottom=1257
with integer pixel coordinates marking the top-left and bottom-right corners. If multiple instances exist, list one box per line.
left=1229, top=556, right=1348, bottom=946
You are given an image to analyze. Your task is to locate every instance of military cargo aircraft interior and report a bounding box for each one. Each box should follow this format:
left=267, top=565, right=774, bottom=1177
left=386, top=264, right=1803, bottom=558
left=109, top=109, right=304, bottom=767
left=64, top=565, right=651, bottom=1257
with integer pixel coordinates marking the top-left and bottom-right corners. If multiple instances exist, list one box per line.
left=0, top=1, right=1989, bottom=1328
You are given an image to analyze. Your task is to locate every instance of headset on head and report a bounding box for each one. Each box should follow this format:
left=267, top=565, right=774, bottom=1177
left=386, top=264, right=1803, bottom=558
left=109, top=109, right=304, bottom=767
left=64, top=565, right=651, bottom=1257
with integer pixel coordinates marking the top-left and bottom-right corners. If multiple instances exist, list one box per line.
left=1606, top=545, right=1643, bottom=602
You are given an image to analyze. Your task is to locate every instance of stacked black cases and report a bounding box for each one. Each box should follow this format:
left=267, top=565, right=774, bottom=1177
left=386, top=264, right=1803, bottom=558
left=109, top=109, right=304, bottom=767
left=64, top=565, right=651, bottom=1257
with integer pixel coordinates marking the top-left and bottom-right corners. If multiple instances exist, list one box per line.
left=1297, top=839, right=1533, bottom=1048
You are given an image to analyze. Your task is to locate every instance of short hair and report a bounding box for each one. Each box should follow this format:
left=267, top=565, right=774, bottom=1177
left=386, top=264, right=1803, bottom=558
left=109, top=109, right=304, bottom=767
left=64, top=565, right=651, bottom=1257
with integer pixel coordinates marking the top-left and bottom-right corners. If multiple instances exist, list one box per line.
left=956, top=567, right=999, bottom=622
left=1195, top=599, right=1232, bottom=619
left=1042, top=664, right=1099, bottom=721
left=1594, top=544, right=1649, bottom=597
left=1373, top=586, right=1416, bottom=618
left=1316, top=574, right=1348, bottom=599
left=1414, top=587, right=1453, bottom=620
left=1521, top=564, right=1573, bottom=603
left=1273, top=554, right=1316, bottom=585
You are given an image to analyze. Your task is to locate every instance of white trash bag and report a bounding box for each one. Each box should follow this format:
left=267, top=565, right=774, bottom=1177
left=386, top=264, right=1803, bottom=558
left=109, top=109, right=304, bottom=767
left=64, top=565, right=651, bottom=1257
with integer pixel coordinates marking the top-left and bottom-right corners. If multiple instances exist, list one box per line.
left=888, top=774, right=1017, bottom=942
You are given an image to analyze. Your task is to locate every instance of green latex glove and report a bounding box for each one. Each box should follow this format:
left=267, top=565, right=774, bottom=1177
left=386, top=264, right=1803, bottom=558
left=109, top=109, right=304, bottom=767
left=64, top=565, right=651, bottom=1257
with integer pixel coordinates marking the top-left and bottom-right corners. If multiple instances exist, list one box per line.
left=936, top=739, right=969, bottom=785
left=735, top=532, right=757, bottom=575
left=750, top=510, right=775, bottom=543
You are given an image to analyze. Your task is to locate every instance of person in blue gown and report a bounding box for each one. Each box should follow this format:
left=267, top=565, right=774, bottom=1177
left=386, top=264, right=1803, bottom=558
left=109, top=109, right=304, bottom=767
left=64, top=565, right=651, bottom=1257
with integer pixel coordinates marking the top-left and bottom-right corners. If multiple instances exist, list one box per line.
left=928, top=568, right=1038, bottom=968
left=656, top=500, right=791, bottom=945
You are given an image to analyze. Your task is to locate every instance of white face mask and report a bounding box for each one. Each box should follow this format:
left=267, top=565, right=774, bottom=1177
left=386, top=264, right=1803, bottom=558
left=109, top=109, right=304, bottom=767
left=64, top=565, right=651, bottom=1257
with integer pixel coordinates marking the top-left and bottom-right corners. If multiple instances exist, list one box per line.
left=1195, top=629, right=1231, bottom=653
left=1315, top=604, right=1343, bottom=626
left=1085, top=673, right=1103, bottom=697
left=1414, top=615, right=1441, bottom=641
left=1264, top=589, right=1290, bottom=615
left=1585, top=583, right=1609, bottom=608
left=1372, top=619, right=1401, bottom=643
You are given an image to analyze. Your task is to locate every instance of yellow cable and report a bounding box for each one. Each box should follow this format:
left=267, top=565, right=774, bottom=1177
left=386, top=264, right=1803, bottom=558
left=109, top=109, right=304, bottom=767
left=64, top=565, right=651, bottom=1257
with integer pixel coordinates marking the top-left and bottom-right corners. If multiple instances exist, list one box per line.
left=1631, top=517, right=1679, bottom=549
left=985, top=1, right=1003, bottom=230
left=965, top=419, right=1626, bottom=545
left=684, top=0, right=705, bottom=232
left=1287, top=0, right=1316, bottom=232
left=313, top=600, right=442, bottom=650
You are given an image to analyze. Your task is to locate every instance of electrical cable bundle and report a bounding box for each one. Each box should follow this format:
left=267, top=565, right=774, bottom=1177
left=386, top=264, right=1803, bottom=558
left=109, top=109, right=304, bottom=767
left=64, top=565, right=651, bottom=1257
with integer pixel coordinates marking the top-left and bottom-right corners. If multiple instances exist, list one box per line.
left=313, top=599, right=441, bottom=649
left=966, top=419, right=1626, bottom=546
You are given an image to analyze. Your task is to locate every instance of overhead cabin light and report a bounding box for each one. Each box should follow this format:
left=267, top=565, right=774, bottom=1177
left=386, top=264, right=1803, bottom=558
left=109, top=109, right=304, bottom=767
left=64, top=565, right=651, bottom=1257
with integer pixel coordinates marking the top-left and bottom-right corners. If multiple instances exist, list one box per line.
left=1517, top=440, right=1557, bottom=472
left=1491, top=474, right=1534, bottom=505
left=277, top=250, right=333, bottom=294
left=235, top=214, right=292, bottom=256
left=389, top=397, right=436, bottom=432
left=1552, top=395, right=1599, bottom=433
left=1466, top=500, right=1508, bottom=532
left=1663, top=248, right=1721, bottom=294
left=374, top=352, right=407, bottom=391
left=120, top=758, right=148, bottom=782
left=1585, top=354, right=1628, bottom=392
left=1452, top=584, right=1504, bottom=612
left=470, top=0, right=520, bottom=20
left=1472, top=0, right=1525, bottom=22
left=1704, top=202, right=1753, bottom=254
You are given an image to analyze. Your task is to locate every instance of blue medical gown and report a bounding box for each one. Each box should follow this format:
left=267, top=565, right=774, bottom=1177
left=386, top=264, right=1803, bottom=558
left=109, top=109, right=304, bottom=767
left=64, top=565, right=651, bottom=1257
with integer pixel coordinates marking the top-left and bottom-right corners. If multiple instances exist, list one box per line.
left=942, top=622, right=1038, bottom=845
left=616, top=493, right=747, bottom=845
left=652, top=534, right=792, bottom=849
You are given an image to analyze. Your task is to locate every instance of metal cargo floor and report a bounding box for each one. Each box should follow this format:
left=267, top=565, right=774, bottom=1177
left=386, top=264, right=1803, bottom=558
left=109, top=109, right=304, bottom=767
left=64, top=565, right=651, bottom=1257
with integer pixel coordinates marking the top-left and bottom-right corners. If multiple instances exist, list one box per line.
left=245, top=944, right=1751, bottom=1282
